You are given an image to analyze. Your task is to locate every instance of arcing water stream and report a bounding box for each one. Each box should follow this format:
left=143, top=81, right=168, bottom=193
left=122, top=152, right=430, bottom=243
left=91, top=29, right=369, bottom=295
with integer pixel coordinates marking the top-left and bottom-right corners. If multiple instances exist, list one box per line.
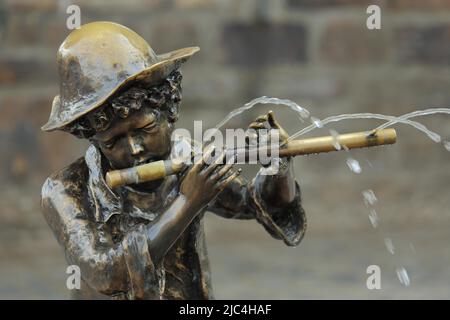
left=213, top=96, right=450, bottom=288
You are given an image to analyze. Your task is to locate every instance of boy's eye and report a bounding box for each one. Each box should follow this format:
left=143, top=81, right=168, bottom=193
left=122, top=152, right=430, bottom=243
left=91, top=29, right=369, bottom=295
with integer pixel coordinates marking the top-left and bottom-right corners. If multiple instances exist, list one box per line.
left=142, top=122, right=157, bottom=133
left=141, top=111, right=159, bottom=133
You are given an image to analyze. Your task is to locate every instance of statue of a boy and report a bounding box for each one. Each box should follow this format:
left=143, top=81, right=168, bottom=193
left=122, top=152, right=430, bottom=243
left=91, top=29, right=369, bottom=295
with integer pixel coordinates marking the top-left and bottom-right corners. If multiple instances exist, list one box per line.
left=41, top=21, right=306, bottom=300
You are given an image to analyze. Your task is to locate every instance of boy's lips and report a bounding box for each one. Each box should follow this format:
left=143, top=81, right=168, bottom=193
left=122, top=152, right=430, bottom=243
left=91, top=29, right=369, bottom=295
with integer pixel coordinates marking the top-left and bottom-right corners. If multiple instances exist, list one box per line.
left=133, top=155, right=159, bottom=166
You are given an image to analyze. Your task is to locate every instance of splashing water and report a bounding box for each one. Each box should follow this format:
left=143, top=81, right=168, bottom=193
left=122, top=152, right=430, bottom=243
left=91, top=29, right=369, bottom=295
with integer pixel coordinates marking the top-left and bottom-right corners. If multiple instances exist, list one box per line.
left=329, top=129, right=341, bottom=150
left=444, top=141, right=450, bottom=152
left=375, top=108, right=450, bottom=132
left=311, top=117, right=324, bottom=128
left=396, top=267, right=411, bottom=286
left=363, top=190, right=379, bottom=227
left=384, top=238, right=395, bottom=255
left=409, top=243, right=417, bottom=255
left=346, top=158, right=362, bottom=174
left=288, top=112, right=441, bottom=143
left=213, top=97, right=448, bottom=154
left=214, top=96, right=310, bottom=130
left=362, top=190, right=378, bottom=207
left=211, top=97, right=446, bottom=291
left=368, top=209, right=379, bottom=228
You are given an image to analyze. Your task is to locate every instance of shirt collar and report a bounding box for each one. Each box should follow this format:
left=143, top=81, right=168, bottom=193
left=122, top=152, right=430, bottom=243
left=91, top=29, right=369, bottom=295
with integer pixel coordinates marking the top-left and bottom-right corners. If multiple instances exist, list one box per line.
left=84, top=136, right=192, bottom=223
left=85, top=144, right=123, bottom=223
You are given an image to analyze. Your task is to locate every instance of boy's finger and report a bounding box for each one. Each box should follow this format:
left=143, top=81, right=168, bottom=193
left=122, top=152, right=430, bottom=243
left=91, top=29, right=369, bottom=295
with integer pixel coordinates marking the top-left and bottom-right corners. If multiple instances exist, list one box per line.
left=254, top=114, right=268, bottom=123
left=248, top=122, right=266, bottom=130
left=212, top=156, right=236, bottom=181
left=202, top=148, right=226, bottom=175
left=217, top=168, right=242, bottom=191
left=192, top=144, right=214, bottom=173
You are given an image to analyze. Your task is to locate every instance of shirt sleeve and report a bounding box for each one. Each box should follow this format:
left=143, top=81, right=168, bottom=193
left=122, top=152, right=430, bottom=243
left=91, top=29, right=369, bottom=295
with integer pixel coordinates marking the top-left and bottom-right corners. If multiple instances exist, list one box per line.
left=208, top=174, right=307, bottom=246
left=41, top=177, right=162, bottom=299
left=250, top=176, right=307, bottom=246
left=122, top=226, right=164, bottom=299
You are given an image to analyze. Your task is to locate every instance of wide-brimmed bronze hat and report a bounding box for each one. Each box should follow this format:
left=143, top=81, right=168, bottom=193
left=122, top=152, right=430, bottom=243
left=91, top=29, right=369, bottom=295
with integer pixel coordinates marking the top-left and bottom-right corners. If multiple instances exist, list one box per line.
left=42, top=21, right=199, bottom=132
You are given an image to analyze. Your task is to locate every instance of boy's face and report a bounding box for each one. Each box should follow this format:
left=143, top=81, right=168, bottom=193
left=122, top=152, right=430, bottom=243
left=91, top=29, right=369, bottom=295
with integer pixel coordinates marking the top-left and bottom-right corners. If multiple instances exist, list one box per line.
left=92, top=107, right=173, bottom=170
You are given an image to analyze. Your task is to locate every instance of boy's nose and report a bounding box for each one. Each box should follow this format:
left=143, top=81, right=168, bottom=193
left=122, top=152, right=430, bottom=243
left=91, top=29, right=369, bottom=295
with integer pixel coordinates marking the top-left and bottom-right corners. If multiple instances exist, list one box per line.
left=127, top=134, right=145, bottom=156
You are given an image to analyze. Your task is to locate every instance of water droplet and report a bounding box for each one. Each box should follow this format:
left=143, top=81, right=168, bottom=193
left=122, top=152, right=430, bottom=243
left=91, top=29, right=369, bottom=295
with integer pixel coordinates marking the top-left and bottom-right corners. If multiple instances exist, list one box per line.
left=396, top=267, right=410, bottom=286
left=311, top=117, right=323, bottom=128
left=362, top=189, right=378, bottom=206
left=430, top=132, right=441, bottom=143
left=409, top=243, right=416, bottom=255
left=298, top=109, right=310, bottom=120
left=297, top=116, right=305, bottom=123
left=329, top=129, right=341, bottom=150
left=346, top=158, right=361, bottom=174
left=384, top=237, right=395, bottom=255
left=444, top=141, right=450, bottom=152
left=368, top=209, right=379, bottom=228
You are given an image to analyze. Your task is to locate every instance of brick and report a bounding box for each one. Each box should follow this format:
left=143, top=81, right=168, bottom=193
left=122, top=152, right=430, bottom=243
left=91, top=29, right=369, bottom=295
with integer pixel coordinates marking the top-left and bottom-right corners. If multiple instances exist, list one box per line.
left=388, top=0, right=450, bottom=11
left=221, top=23, right=307, bottom=67
left=348, top=69, right=450, bottom=129
left=0, top=95, right=53, bottom=130
left=0, top=56, right=56, bottom=85
left=3, top=0, right=58, bottom=12
left=0, top=95, right=51, bottom=179
left=321, top=21, right=389, bottom=64
left=174, top=0, right=217, bottom=10
left=181, top=67, right=242, bottom=103
left=260, top=68, right=348, bottom=101
left=287, top=0, right=384, bottom=9
left=0, top=1, right=6, bottom=39
left=69, top=0, right=164, bottom=13
left=0, top=125, right=41, bottom=180
left=3, top=13, right=68, bottom=48
left=395, top=25, right=450, bottom=65
left=0, top=0, right=449, bottom=236
left=0, top=94, right=88, bottom=180
left=3, top=14, right=41, bottom=46
left=148, top=20, right=199, bottom=55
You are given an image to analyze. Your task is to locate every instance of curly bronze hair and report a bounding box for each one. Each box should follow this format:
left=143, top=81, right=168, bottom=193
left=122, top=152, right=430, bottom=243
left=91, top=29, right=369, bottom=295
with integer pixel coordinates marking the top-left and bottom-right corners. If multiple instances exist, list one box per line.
left=63, top=70, right=182, bottom=139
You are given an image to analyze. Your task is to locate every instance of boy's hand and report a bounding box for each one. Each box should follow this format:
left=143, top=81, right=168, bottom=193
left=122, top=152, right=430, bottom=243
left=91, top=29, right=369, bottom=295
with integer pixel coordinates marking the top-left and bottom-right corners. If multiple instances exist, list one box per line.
left=246, top=110, right=289, bottom=146
left=246, top=110, right=291, bottom=169
left=180, top=147, right=241, bottom=213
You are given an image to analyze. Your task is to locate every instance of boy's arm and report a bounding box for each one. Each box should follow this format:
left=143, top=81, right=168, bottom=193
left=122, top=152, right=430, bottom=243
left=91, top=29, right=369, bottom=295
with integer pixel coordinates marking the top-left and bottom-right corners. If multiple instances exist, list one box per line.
left=208, top=158, right=306, bottom=246
left=208, top=110, right=307, bottom=246
left=42, top=177, right=161, bottom=299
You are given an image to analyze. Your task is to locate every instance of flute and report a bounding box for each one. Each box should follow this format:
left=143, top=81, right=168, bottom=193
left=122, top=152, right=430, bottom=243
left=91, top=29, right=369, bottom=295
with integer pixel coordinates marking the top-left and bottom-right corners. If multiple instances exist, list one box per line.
left=106, top=128, right=397, bottom=189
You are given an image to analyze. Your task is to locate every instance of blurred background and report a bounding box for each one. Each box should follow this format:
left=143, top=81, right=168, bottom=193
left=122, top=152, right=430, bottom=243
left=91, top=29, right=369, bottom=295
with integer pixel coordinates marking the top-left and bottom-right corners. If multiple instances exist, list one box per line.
left=1, top=0, right=450, bottom=299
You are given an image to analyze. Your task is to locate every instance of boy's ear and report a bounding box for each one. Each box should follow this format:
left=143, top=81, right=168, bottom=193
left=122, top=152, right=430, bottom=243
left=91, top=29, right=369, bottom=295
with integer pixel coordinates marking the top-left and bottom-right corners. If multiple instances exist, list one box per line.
left=168, top=104, right=180, bottom=123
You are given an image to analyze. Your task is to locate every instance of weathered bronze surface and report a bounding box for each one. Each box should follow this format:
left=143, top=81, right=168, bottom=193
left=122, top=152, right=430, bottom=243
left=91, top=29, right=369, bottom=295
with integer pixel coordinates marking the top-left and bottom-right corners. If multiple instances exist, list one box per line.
left=105, top=128, right=397, bottom=188
left=41, top=21, right=307, bottom=300
left=41, top=21, right=199, bottom=132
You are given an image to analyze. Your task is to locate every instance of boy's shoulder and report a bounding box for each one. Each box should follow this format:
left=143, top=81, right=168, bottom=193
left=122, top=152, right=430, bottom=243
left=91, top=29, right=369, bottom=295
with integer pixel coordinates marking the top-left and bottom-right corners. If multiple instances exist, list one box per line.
left=41, top=157, right=90, bottom=205
left=41, top=157, right=95, bottom=244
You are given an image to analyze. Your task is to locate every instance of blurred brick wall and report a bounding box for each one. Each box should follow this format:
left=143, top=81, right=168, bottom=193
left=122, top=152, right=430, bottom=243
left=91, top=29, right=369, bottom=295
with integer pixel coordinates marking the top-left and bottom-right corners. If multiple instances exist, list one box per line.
left=1, top=0, right=450, bottom=236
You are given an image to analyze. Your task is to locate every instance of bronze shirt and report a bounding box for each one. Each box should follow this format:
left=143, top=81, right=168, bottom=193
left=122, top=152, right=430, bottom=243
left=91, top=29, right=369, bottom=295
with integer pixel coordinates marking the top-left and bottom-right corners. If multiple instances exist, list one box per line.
left=41, top=142, right=307, bottom=299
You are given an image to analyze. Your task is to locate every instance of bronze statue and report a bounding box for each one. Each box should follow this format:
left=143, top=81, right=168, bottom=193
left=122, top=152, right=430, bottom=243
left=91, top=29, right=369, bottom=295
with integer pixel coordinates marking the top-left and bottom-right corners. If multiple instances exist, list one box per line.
left=41, top=21, right=308, bottom=300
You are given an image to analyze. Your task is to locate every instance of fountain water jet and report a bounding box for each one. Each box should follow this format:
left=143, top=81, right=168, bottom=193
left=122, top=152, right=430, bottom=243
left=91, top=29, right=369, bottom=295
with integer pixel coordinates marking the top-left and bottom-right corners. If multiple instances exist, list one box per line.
left=288, top=113, right=441, bottom=143
left=214, top=96, right=310, bottom=130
